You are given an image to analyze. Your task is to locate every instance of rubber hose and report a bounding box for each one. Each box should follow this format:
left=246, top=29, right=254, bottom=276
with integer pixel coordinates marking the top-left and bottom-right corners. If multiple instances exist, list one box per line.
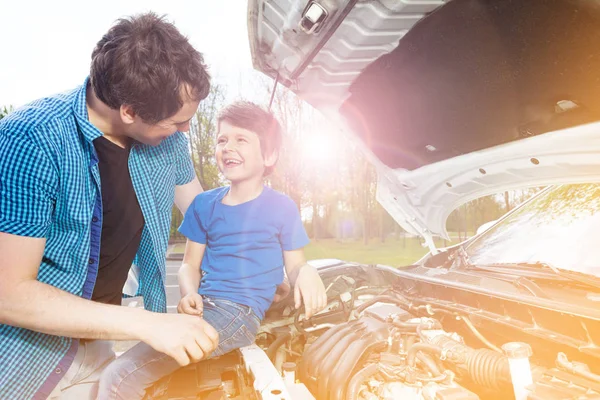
left=466, top=348, right=511, bottom=390
left=407, top=343, right=443, bottom=368
left=355, top=295, right=408, bottom=314
left=266, top=332, right=291, bottom=360
left=392, top=320, right=422, bottom=330
left=416, top=352, right=442, bottom=376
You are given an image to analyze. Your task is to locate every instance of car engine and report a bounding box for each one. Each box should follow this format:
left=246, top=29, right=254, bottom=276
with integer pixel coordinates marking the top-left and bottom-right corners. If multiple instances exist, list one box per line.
left=147, top=269, right=600, bottom=400
left=297, top=301, right=484, bottom=400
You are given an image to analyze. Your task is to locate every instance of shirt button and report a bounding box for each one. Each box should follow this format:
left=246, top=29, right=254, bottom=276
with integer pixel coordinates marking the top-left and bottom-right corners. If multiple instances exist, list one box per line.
left=89, top=259, right=95, bottom=265
left=92, top=217, right=99, bottom=223
left=55, top=368, right=62, bottom=374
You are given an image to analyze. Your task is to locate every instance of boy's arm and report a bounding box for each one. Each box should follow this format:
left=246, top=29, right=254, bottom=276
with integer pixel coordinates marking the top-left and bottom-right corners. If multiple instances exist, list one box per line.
left=283, top=249, right=327, bottom=318
left=174, top=176, right=203, bottom=216
left=178, top=240, right=206, bottom=297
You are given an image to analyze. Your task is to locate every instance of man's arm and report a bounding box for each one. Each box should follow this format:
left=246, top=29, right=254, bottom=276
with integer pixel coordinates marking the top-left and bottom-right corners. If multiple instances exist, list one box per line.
left=0, top=232, right=218, bottom=366
left=283, top=249, right=327, bottom=318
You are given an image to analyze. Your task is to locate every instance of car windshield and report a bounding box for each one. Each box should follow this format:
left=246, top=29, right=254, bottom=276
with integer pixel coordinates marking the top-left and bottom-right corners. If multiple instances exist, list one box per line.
left=465, top=184, right=600, bottom=277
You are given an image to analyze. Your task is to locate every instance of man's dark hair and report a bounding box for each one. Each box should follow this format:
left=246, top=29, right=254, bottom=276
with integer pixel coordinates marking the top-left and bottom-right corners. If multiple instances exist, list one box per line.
left=90, top=12, right=210, bottom=124
left=217, top=101, right=283, bottom=176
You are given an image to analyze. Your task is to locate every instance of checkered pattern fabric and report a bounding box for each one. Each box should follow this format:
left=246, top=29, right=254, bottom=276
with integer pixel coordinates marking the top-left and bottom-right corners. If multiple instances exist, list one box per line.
left=0, top=78, right=195, bottom=399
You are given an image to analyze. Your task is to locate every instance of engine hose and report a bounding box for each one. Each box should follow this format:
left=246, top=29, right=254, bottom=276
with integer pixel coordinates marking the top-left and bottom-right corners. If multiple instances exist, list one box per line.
left=344, top=286, right=357, bottom=319
left=392, top=320, right=422, bottom=330
left=466, top=348, right=511, bottom=390
left=407, top=343, right=443, bottom=368
left=266, top=332, right=292, bottom=360
left=417, top=352, right=442, bottom=376
left=460, top=316, right=502, bottom=353
left=429, top=335, right=512, bottom=391
left=355, top=295, right=409, bottom=314
left=416, top=321, right=442, bottom=341
left=346, top=364, right=379, bottom=400
left=404, top=334, right=417, bottom=351
left=415, top=372, right=448, bottom=383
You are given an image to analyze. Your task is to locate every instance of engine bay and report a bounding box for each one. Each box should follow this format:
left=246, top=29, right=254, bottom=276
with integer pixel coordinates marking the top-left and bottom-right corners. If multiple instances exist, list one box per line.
left=146, top=263, right=600, bottom=400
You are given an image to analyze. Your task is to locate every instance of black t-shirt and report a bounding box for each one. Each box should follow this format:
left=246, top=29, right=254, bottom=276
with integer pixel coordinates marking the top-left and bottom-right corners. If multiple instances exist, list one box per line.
left=91, top=136, right=145, bottom=305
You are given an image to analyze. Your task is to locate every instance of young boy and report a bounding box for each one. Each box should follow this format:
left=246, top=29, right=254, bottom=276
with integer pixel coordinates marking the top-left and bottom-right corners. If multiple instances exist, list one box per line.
left=99, top=101, right=327, bottom=400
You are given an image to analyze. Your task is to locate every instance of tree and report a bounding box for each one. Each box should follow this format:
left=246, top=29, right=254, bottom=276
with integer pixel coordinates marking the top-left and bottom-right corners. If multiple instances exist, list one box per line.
left=0, top=105, right=14, bottom=120
left=188, top=84, right=226, bottom=190
left=266, top=83, right=306, bottom=211
left=170, top=84, right=226, bottom=240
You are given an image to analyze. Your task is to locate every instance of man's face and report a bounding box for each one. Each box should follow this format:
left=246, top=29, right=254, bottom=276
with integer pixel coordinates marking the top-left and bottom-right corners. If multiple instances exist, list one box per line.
left=124, top=96, right=199, bottom=146
left=215, top=121, right=276, bottom=183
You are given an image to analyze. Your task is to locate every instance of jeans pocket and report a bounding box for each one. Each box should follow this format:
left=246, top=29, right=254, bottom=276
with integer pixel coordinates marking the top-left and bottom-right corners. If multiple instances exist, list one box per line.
left=70, top=340, right=115, bottom=384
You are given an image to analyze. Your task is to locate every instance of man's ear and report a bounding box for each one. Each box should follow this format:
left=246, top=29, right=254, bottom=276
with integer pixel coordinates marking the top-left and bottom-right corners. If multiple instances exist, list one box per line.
left=119, top=104, right=137, bottom=125
left=264, top=149, right=279, bottom=168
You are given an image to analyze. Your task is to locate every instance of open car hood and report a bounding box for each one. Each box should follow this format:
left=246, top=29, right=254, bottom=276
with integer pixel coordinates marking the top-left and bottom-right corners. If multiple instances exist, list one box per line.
left=247, top=0, right=600, bottom=246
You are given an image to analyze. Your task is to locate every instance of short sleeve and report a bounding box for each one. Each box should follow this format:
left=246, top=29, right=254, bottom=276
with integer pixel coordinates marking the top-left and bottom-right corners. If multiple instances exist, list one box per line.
left=178, top=195, right=207, bottom=244
left=173, top=132, right=196, bottom=186
left=0, top=131, right=57, bottom=238
left=279, top=197, right=310, bottom=251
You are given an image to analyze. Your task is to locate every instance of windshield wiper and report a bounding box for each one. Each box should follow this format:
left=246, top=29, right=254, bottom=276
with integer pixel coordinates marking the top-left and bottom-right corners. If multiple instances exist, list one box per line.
left=518, top=262, right=600, bottom=291
left=446, top=250, right=550, bottom=298
left=458, top=263, right=551, bottom=298
left=470, top=261, right=600, bottom=292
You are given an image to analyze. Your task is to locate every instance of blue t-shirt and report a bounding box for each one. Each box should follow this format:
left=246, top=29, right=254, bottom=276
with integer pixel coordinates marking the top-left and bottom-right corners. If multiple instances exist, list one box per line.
left=178, top=186, right=310, bottom=320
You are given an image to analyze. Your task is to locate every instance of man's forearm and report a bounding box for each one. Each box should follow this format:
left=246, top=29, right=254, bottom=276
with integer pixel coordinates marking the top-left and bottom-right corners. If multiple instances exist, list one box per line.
left=0, top=280, right=153, bottom=340
left=178, top=263, right=201, bottom=297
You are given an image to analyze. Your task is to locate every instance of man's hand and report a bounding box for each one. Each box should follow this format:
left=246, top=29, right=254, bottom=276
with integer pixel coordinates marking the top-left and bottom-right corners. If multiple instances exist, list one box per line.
left=178, top=292, right=204, bottom=316
left=294, top=265, right=327, bottom=319
left=140, top=313, right=218, bottom=366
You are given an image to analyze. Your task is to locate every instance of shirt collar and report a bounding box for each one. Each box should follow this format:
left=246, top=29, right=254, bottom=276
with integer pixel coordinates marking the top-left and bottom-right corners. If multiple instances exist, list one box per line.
left=73, top=77, right=103, bottom=143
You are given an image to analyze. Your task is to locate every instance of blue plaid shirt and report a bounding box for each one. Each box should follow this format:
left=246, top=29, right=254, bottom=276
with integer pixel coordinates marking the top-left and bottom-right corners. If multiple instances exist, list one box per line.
left=0, top=78, right=195, bottom=400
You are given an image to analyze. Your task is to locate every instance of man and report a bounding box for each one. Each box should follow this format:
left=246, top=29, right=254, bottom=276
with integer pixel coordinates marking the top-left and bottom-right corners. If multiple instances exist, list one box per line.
left=0, top=13, right=219, bottom=400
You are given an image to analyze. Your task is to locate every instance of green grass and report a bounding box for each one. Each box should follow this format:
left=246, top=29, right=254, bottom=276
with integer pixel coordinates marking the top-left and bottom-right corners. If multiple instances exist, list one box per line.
left=169, top=237, right=455, bottom=266
left=303, top=237, right=448, bottom=266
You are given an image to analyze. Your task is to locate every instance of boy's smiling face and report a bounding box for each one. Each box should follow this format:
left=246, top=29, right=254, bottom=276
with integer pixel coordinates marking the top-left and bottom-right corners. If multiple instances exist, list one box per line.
left=216, top=121, right=277, bottom=183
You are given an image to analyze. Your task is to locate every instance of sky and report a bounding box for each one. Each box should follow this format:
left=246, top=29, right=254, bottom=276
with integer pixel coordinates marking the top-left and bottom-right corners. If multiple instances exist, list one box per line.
left=0, top=0, right=268, bottom=107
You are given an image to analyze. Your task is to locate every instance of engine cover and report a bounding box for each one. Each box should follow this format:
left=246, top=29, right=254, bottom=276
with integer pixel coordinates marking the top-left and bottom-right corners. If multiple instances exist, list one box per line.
left=298, top=302, right=480, bottom=400
left=299, top=312, right=391, bottom=399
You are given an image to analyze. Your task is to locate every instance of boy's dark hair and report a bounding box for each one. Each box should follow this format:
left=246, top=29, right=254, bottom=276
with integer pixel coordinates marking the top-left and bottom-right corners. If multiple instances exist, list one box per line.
left=217, top=101, right=283, bottom=176
left=90, top=12, right=210, bottom=124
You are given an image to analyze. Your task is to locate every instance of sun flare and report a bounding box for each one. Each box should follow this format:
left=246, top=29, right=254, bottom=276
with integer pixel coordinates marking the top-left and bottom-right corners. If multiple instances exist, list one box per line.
left=301, top=133, right=336, bottom=165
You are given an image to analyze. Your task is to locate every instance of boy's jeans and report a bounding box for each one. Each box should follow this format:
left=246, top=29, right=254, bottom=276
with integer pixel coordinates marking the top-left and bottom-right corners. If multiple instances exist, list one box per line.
left=97, top=297, right=261, bottom=400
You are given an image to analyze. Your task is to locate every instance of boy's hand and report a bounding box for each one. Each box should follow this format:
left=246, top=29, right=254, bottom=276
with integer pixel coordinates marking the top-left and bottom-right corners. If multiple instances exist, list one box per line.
left=178, top=292, right=204, bottom=316
left=294, top=265, right=327, bottom=319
